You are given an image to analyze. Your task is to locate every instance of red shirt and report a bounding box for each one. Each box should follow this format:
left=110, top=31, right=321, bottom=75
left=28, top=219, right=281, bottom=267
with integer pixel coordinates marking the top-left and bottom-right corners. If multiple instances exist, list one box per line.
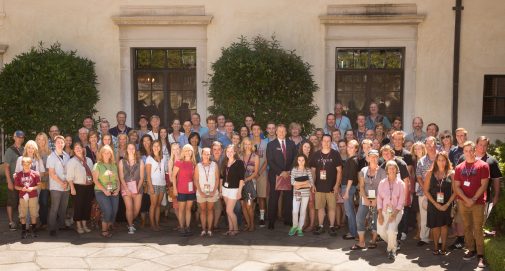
left=454, top=159, right=490, bottom=204
left=14, top=170, right=41, bottom=198
left=175, top=160, right=195, bottom=194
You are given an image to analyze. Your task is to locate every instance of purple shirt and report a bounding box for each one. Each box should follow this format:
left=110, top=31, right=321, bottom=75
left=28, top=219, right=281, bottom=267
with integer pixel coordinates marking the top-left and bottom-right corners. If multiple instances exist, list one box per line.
left=377, top=177, right=405, bottom=211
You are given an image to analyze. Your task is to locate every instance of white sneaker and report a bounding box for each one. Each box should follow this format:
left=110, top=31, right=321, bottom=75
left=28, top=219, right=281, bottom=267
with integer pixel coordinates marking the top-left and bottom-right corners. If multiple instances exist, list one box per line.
left=128, top=226, right=135, bottom=234
left=401, top=232, right=407, bottom=241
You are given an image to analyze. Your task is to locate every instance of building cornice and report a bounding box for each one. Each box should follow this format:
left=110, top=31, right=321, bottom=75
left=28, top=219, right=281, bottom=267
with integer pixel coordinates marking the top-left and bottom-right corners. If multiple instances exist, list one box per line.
left=319, top=14, right=425, bottom=25
left=0, top=44, right=8, bottom=54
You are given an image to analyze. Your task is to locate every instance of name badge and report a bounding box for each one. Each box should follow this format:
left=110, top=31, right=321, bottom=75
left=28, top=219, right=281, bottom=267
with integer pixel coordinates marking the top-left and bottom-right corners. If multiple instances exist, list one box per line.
left=188, top=182, right=193, bottom=192
left=386, top=205, right=393, bottom=214
left=320, top=170, right=327, bottom=180
left=368, top=190, right=376, bottom=199
left=224, top=182, right=229, bottom=188
left=203, top=184, right=210, bottom=195
left=436, top=192, right=445, bottom=203
left=463, top=181, right=471, bottom=187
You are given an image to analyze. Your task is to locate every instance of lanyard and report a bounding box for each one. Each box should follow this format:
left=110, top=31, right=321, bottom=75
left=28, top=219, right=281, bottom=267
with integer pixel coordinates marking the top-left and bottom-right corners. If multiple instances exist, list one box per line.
left=320, top=151, right=330, bottom=168
left=335, top=116, right=343, bottom=130
left=464, top=162, right=474, bottom=182
left=202, top=163, right=211, bottom=183
left=53, top=151, right=66, bottom=173
left=388, top=181, right=394, bottom=203
left=367, top=167, right=378, bottom=186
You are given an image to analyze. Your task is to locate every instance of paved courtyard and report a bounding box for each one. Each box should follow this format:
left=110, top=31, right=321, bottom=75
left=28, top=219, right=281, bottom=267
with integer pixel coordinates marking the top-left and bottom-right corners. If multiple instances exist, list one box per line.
left=0, top=213, right=488, bottom=271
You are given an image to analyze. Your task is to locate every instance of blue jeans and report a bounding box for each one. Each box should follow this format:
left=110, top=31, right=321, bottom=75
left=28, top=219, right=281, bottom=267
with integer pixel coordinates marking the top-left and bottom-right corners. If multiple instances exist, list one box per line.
left=95, top=191, right=119, bottom=223
left=342, top=185, right=357, bottom=237
left=38, top=189, right=50, bottom=225
left=234, top=200, right=243, bottom=226
left=356, top=202, right=377, bottom=234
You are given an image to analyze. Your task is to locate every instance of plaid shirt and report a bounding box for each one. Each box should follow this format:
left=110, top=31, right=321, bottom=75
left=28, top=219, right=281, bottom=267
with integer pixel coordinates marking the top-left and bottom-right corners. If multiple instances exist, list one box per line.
left=415, top=154, right=434, bottom=196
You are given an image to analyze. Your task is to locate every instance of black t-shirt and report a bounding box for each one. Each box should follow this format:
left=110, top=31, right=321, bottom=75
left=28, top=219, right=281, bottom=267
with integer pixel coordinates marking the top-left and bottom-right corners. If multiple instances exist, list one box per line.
left=394, top=148, right=413, bottom=167
left=222, top=160, right=245, bottom=189
left=309, top=149, right=343, bottom=192
left=380, top=157, right=409, bottom=180
left=342, top=155, right=359, bottom=187
left=450, top=146, right=464, bottom=167
left=358, top=155, right=368, bottom=171
left=481, top=153, right=503, bottom=202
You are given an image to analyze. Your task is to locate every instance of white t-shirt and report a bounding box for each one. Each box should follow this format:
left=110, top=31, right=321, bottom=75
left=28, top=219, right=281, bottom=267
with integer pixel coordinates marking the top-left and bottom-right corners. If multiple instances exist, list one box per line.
left=146, top=155, right=166, bottom=186
left=46, top=151, right=71, bottom=191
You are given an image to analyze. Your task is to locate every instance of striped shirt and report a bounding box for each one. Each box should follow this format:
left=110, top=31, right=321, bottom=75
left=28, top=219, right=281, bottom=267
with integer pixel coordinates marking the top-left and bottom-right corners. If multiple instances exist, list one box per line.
left=290, top=167, right=313, bottom=197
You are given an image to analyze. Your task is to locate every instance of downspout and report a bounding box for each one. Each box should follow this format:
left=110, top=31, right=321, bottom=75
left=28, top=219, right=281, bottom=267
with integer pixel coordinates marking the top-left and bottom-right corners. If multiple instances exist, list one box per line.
left=452, top=0, right=463, bottom=133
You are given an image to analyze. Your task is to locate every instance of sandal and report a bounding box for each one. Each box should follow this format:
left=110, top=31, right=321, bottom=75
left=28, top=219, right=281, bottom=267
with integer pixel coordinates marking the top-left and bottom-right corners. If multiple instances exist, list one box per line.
left=433, top=249, right=440, bottom=255
left=222, top=231, right=232, bottom=236
left=368, top=242, right=377, bottom=249
left=440, top=250, right=447, bottom=255
left=101, top=231, right=112, bottom=238
left=230, top=230, right=239, bottom=236
left=351, top=244, right=366, bottom=250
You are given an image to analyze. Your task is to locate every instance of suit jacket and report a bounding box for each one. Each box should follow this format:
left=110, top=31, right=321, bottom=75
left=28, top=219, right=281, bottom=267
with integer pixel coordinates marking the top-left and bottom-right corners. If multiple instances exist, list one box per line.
left=266, top=138, right=297, bottom=180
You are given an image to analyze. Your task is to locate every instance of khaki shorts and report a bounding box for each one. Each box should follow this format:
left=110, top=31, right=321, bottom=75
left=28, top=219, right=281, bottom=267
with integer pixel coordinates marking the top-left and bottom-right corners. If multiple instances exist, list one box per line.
left=19, top=197, right=39, bottom=220
left=196, top=192, right=219, bottom=203
left=453, top=200, right=463, bottom=224
left=315, top=192, right=336, bottom=210
left=256, top=173, right=268, bottom=198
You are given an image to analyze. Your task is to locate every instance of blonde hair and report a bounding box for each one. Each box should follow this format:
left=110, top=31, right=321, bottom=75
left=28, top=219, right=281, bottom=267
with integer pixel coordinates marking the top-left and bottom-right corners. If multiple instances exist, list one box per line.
left=97, top=145, right=115, bottom=164
left=23, top=140, right=41, bottom=161
left=117, top=134, right=128, bottom=147
left=124, top=143, right=140, bottom=162
left=35, top=132, right=50, bottom=157
left=181, top=144, right=196, bottom=165
left=410, top=141, right=427, bottom=160
left=240, top=137, right=256, bottom=154
left=385, top=160, right=399, bottom=175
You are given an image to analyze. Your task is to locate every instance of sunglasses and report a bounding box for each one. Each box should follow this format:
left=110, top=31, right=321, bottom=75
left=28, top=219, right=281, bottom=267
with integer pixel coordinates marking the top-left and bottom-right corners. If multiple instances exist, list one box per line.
left=441, top=135, right=451, bottom=139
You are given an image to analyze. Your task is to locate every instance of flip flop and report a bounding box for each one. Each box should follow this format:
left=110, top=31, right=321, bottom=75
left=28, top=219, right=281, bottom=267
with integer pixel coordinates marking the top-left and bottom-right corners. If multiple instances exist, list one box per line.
left=368, top=242, right=377, bottom=249
left=351, top=244, right=366, bottom=250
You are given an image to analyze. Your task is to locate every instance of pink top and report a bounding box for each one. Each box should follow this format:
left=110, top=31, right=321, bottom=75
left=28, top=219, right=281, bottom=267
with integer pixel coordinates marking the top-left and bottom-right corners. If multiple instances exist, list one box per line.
left=175, top=160, right=195, bottom=194
left=377, top=177, right=405, bottom=211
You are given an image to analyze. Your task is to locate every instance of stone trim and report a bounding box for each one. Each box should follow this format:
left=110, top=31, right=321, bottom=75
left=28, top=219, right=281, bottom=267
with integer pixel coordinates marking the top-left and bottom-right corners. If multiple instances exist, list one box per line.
left=112, top=15, right=212, bottom=26
left=319, top=15, right=425, bottom=25
left=0, top=44, right=8, bottom=71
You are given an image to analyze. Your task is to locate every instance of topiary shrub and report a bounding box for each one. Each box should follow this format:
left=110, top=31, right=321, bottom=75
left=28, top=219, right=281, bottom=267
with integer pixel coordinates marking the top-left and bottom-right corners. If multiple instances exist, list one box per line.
left=0, top=42, right=99, bottom=141
left=207, top=35, right=318, bottom=134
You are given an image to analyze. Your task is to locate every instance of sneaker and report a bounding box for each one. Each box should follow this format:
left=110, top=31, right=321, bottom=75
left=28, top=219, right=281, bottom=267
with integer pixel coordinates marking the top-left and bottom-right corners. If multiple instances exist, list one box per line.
left=128, top=226, right=135, bottom=234
left=9, top=222, right=17, bottom=231
left=449, top=241, right=464, bottom=250
left=259, top=220, right=266, bottom=228
left=401, top=232, right=407, bottom=241
left=463, top=251, right=476, bottom=261
left=397, top=241, right=401, bottom=251
left=296, top=228, right=304, bottom=237
left=328, top=227, right=338, bottom=237
left=388, top=251, right=396, bottom=260
left=207, top=231, right=213, bottom=237
left=185, top=227, right=193, bottom=236
left=477, top=256, right=486, bottom=268
left=313, top=226, right=325, bottom=235
left=288, top=227, right=297, bottom=236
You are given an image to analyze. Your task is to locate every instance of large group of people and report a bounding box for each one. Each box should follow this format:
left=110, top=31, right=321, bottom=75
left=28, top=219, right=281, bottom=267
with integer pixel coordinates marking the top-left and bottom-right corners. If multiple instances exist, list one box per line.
left=3, top=101, right=502, bottom=268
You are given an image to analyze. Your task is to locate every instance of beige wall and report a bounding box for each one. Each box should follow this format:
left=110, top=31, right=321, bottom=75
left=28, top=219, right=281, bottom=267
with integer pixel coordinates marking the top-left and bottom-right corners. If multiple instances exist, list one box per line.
left=1, top=0, right=504, bottom=140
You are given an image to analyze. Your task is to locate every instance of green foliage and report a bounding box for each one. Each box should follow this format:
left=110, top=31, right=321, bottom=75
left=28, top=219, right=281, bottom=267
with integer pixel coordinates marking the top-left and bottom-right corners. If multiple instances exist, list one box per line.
left=0, top=42, right=99, bottom=141
left=485, top=237, right=505, bottom=271
left=486, top=140, right=505, bottom=235
left=207, top=35, right=318, bottom=135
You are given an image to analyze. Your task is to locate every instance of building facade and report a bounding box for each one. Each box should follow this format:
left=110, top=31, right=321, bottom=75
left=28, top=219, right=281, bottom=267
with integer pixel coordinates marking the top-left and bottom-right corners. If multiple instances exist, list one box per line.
left=0, top=0, right=504, bottom=140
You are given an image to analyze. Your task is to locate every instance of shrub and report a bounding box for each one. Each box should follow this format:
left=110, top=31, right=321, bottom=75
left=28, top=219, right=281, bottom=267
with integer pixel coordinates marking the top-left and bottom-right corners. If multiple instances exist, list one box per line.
left=0, top=42, right=99, bottom=141
left=207, top=35, right=318, bottom=135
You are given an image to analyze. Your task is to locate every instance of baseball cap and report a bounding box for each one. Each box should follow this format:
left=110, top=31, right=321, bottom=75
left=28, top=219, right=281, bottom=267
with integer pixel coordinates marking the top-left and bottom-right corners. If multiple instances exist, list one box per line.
left=14, top=130, right=25, bottom=138
left=368, top=149, right=379, bottom=157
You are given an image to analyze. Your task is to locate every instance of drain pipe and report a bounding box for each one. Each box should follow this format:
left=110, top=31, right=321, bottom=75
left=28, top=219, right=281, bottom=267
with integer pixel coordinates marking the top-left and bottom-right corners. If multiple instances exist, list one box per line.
left=452, top=0, right=463, bottom=133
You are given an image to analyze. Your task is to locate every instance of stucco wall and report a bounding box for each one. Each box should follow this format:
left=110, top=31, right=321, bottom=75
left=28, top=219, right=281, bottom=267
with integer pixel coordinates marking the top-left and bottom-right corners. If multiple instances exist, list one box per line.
left=0, top=0, right=504, bottom=140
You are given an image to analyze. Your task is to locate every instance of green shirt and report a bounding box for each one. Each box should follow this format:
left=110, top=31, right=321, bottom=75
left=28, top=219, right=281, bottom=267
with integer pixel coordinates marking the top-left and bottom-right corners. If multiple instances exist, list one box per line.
left=93, top=162, right=119, bottom=191
left=5, top=145, right=24, bottom=181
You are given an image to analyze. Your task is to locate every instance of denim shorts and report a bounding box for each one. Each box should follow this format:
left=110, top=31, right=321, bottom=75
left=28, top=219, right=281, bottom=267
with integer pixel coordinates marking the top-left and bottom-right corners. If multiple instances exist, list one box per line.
left=177, top=193, right=196, bottom=202
left=152, top=185, right=166, bottom=195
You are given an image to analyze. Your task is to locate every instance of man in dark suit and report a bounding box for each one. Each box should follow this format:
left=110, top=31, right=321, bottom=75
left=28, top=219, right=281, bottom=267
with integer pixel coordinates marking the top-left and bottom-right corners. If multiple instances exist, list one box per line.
left=266, top=124, right=297, bottom=229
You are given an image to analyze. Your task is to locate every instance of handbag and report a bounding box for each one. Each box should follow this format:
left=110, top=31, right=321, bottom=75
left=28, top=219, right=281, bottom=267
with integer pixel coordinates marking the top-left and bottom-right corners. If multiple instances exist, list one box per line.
left=242, top=180, right=257, bottom=200
left=275, top=174, right=292, bottom=191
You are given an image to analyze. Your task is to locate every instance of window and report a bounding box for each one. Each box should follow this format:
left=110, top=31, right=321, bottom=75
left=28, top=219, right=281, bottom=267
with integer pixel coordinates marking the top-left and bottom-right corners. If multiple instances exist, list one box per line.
left=133, top=48, right=197, bottom=127
left=335, top=48, right=404, bottom=126
left=483, top=75, right=505, bottom=124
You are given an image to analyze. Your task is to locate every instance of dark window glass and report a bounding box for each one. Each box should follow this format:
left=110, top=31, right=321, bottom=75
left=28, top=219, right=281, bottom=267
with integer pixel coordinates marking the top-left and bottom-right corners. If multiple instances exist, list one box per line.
left=335, top=48, right=404, bottom=128
left=133, top=48, right=197, bottom=127
left=483, top=75, right=505, bottom=124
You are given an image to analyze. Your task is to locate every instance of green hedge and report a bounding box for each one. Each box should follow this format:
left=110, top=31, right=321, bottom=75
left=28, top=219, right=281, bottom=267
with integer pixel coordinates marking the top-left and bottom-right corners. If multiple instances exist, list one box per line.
left=485, top=237, right=505, bottom=271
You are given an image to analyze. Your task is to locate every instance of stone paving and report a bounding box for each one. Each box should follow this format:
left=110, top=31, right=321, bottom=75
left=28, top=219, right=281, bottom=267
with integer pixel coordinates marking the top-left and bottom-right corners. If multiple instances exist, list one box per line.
left=0, top=215, right=488, bottom=271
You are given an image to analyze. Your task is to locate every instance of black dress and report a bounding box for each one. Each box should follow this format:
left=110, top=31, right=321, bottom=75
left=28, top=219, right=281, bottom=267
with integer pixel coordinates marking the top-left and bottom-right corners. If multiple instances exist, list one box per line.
left=427, top=174, right=453, bottom=228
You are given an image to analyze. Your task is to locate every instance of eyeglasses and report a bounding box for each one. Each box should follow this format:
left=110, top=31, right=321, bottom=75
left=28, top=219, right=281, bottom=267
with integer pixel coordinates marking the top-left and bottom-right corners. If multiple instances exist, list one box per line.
left=441, top=135, right=451, bottom=139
